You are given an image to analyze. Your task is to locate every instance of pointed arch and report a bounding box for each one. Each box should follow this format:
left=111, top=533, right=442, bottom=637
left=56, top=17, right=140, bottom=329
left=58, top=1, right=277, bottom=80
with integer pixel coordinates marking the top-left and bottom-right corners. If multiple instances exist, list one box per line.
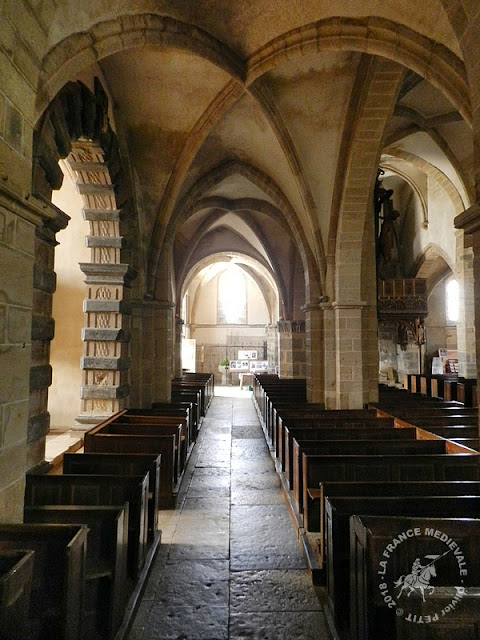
left=153, top=160, right=322, bottom=302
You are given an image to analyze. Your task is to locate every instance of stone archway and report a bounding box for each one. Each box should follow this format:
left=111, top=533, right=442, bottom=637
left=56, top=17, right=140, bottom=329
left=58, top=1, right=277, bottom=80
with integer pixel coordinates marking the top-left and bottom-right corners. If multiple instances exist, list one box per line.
left=29, top=79, right=136, bottom=470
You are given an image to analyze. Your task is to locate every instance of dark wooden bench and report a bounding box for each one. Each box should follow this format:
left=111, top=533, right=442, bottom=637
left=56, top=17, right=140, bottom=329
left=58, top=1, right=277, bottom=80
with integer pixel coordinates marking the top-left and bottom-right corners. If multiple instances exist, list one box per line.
left=120, top=408, right=191, bottom=451
left=397, top=415, right=477, bottom=427
left=294, top=439, right=455, bottom=517
left=24, top=473, right=149, bottom=579
left=409, top=425, right=479, bottom=439
left=351, top=515, right=480, bottom=640
left=167, top=390, right=201, bottom=430
left=127, top=405, right=195, bottom=444
left=84, top=428, right=176, bottom=508
left=457, top=378, right=477, bottom=406
left=104, top=421, right=183, bottom=483
left=395, top=586, right=480, bottom=639
left=310, top=479, right=480, bottom=559
left=281, top=425, right=416, bottom=483
left=171, top=380, right=206, bottom=417
left=0, top=523, right=87, bottom=640
left=449, top=438, right=479, bottom=450
left=378, top=406, right=477, bottom=417
left=300, top=451, right=480, bottom=530
left=277, top=414, right=395, bottom=461
left=24, top=504, right=128, bottom=640
left=326, top=496, right=480, bottom=636
left=63, top=452, right=161, bottom=538
left=255, top=379, right=307, bottom=434
left=0, top=549, right=35, bottom=640
left=177, top=372, right=215, bottom=413
left=86, top=414, right=182, bottom=481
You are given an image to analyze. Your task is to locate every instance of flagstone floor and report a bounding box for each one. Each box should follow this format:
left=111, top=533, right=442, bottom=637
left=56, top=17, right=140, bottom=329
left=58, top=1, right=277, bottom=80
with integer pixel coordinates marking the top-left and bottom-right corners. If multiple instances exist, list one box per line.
left=126, top=386, right=334, bottom=640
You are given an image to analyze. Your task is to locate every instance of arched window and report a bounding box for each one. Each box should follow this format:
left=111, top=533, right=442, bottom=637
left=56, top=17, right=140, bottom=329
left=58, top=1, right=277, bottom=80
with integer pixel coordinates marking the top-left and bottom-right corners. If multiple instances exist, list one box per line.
left=446, top=279, right=459, bottom=323
left=218, top=267, right=247, bottom=324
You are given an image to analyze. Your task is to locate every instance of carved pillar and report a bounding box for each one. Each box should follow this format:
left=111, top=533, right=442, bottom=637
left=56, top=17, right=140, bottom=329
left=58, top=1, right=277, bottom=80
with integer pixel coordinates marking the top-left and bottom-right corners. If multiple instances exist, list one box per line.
left=302, top=302, right=324, bottom=404
left=175, top=315, right=184, bottom=377
left=63, top=142, right=135, bottom=429
left=454, top=229, right=476, bottom=378
left=75, top=263, right=134, bottom=428
left=277, top=320, right=306, bottom=378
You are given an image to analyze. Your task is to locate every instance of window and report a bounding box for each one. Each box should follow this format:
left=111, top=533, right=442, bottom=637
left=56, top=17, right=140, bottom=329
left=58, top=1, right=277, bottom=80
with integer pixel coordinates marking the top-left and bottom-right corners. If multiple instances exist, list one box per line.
left=217, top=267, right=247, bottom=324
left=446, top=279, right=459, bottom=323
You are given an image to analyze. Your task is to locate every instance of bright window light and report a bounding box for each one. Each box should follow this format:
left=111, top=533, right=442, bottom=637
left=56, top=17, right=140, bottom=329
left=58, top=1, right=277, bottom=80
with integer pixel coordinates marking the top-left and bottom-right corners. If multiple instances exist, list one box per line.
left=218, top=266, right=247, bottom=324
left=446, top=279, right=459, bottom=323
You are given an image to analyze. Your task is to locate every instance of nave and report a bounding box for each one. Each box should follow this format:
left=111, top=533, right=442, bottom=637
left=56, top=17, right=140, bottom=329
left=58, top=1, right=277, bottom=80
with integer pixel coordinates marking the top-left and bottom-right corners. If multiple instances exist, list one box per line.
left=127, top=387, right=332, bottom=640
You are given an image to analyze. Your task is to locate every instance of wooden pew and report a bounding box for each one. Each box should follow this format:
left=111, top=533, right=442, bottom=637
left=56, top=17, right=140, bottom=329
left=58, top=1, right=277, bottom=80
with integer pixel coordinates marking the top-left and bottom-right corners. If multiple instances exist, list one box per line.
left=24, top=504, right=128, bottom=640
left=300, top=450, right=480, bottom=532
left=0, top=523, right=87, bottom=640
left=326, top=496, right=480, bottom=636
left=294, top=439, right=453, bottom=517
left=103, top=422, right=183, bottom=483
left=127, top=405, right=195, bottom=444
left=24, top=473, right=149, bottom=579
left=84, top=428, right=176, bottom=508
left=281, top=425, right=416, bottom=483
left=118, top=412, right=189, bottom=448
left=63, top=452, right=161, bottom=539
left=167, top=390, right=201, bottom=431
left=457, top=378, right=477, bottom=406
left=410, top=425, right=479, bottom=440
left=179, top=372, right=215, bottom=413
left=395, top=587, right=480, bottom=639
left=351, top=515, right=480, bottom=640
left=255, top=379, right=307, bottom=436
left=377, top=407, right=477, bottom=418
left=396, top=415, right=477, bottom=427
left=85, top=414, right=182, bottom=482
left=310, top=479, right=480, bottom=560
left=276, top=412, right=394, bottom=460
left=0, top=549, right=35, bottom=640
left=171, top=381, right=205, bottom=417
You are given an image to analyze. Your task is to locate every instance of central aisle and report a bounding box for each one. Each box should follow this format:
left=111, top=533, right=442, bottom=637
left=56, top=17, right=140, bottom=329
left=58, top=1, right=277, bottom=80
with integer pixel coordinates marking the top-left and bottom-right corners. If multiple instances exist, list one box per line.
left=127, top=388, right=333, bottom=639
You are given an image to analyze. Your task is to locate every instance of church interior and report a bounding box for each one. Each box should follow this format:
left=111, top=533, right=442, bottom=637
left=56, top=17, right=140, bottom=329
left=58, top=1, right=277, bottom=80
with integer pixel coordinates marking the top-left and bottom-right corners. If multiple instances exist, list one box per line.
left=1, top=1, right=480, bottom=638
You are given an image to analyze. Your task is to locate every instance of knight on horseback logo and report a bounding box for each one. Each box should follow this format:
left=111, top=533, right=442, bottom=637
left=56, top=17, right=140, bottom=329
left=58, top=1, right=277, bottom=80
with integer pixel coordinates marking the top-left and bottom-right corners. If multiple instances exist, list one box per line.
left=394, top=551, right=449, bottom=602
left=377, top=525, right=468, bottom=624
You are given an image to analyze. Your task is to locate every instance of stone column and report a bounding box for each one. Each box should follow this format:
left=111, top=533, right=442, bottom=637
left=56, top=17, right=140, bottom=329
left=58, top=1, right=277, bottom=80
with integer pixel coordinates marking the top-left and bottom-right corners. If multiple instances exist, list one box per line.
left=302, top=302, right=324, bottom=404
left=454, top=204, right=480, bottom=433
left=29, top=209, right=68, bottom=469
left=277, top=320, right=306, bottom=378
left=454, top=229, right=476, bottom=378
left=321, top=302, right=337, bottom=409
left=265, top=324, right=278, bottom=372
left=174, top=315, right=184, bottom=377
left=75, top=263, right=135, bottom=429
left=151, top=301, right=175, bottom=403
left=333, top=301, right=378, bottom=408
left=0, top=186, right=64, bottom=520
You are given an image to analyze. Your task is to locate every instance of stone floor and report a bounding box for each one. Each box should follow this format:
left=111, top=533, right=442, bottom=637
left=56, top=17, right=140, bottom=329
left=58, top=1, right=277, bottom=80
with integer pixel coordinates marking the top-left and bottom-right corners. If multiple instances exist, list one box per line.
left=126, top=387, right=334, bottom=640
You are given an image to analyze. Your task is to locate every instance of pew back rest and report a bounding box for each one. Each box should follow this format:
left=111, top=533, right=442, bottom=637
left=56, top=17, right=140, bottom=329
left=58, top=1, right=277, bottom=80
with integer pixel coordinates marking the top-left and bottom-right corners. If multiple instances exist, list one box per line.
left=0, top=524, right=87, bottom=640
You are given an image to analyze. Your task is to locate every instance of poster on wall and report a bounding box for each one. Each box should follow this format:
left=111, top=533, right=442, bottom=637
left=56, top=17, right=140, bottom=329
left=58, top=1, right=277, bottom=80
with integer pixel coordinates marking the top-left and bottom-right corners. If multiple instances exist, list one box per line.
left=230, top=360, right=250, bottom=371
left=238, top=350, right=257, bottom=360
left=431, top=357, right=444, bottom=375
left=250, top=361, right=268, bottom=372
